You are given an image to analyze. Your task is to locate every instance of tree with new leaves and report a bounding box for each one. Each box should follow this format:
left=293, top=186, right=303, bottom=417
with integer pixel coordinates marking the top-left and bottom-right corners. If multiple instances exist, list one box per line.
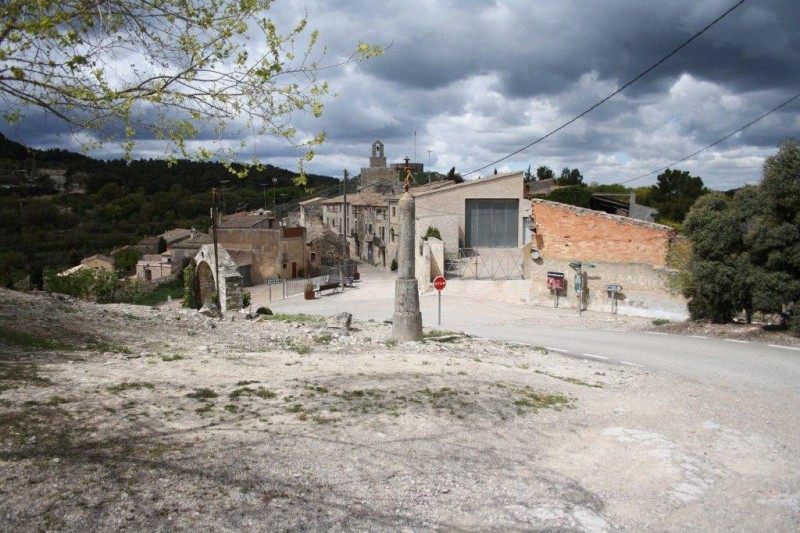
left=0, top=0, right=381, bottom=182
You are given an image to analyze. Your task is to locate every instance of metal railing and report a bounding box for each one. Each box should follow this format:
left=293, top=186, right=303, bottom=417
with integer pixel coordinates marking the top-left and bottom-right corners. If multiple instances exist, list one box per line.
left=265, top=263, right=359, bottom=301
left=444, top=247, right=524, bottom=280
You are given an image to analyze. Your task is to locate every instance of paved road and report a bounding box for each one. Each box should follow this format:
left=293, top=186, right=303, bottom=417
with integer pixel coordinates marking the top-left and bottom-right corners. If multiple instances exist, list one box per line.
left=251, top=264, right=800, bottom=393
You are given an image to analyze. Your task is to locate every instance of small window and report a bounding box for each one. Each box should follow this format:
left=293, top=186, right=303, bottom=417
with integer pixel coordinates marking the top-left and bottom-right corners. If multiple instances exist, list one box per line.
left=310, top=252, right=316, bottom=261
left=392, top=207, right=396, bottom=217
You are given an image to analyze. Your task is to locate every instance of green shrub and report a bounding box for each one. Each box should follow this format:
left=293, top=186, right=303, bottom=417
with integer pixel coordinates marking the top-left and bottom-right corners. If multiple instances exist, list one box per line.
left=390, top=259, right=397, bottom=271
left=242, top=289, right=251, bottom=308
left=256, top=306, right=273, bottom=315
left=423, top=226, right=442, bottom=241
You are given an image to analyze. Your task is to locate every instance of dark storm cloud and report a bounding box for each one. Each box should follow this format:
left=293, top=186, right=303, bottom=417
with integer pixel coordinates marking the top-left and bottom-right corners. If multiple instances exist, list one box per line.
left=2, top=0, right=798, bottom=188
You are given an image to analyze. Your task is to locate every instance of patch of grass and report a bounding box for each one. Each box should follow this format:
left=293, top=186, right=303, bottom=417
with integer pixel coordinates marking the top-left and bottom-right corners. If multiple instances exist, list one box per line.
left=0, top=362, right=53, bottom=392
left=195, top=404, right=213, bottom=414
left=224, top=404, right=239, bottom=413
left=46, top=395, right=73, bottom=406
left=293, top=344, right=311, bottom=355
left=652, top=318, right=671, bottom=326
left=314, top=333, right=332, bottom=345
left=0, top=326, right=71, bottom=350
left=383, top=339, right=397, bottom=348
left=263, top=313, right=324, bottom=324
left=229, top=387, right=276, bottom=400
left=122, top=313, right=140, bottom=321
left=312, top=414, right=338, bottom=424
left=186, top=387, right=218, bottom=400
left=127, top=279, right=183, bottom=306
left=88, top=341, right=132, bottom=354
left=236, top=380, right=259, bottom=386
left=532, top=345, right=549, bottom=354
left=423, top=329, right=467, bottom=343
left=108, top=381, right=154, bottom=394
left=286, top=404, right=304, bottom=413
left=161, top=354, right=183, bottom=362
left=534, top=370, right=603, bottom=388
left=512, top=387, right=570, bottom=412
left=424, top=329, right=461, bottom=337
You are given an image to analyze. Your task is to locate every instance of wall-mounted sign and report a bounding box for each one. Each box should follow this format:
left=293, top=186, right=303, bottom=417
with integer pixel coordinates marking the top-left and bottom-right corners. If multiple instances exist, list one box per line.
left=547, top=271, right=565, bottom=290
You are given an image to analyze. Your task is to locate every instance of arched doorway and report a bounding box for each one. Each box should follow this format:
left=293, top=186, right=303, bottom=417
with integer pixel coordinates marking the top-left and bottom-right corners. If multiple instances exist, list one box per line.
left=196, top=260, right=216, bottom=309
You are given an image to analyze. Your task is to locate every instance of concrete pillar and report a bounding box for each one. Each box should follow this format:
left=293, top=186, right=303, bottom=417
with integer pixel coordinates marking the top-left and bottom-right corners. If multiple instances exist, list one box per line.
left=392, top=192, right=423, bottom=342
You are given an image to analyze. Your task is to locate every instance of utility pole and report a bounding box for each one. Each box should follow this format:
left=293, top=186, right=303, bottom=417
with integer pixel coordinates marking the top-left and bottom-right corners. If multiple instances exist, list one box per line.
left=261, top=182, right=267, bottom=210
left=219, top=180, right=229, bottom=215
left=211, top=188, right=222, bottom=317
left=427, top=150, right=432, bottom=182
left=341, top=169, right=348, bottom=293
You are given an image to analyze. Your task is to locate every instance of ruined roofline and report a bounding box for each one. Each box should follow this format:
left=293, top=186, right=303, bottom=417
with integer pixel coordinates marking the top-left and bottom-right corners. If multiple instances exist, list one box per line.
left=532, top=198, right=675, bottom=233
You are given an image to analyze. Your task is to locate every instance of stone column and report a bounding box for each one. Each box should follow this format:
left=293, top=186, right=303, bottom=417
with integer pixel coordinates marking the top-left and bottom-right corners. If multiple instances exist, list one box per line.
left=392, top=192, right=423, bottom=342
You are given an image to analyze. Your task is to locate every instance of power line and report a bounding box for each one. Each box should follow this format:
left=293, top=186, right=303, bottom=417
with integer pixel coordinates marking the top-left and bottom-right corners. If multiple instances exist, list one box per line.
left=619, top=90, right=800, bottom=185
left=463, top=0, right=748, bottom=177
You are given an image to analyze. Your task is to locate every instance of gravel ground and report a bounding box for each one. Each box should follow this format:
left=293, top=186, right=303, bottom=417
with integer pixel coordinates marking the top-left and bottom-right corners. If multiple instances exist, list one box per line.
left=1, top=288, right=798, bottom=531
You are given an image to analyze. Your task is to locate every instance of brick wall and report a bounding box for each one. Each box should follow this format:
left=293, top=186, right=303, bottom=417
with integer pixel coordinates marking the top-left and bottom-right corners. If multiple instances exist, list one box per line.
left=527, top=200, right=687, bottom=319
left=532, top=200, right=674, bottom=267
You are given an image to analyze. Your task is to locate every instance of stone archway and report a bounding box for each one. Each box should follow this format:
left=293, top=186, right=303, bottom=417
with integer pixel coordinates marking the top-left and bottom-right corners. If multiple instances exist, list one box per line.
left=196, top=260, right=216, bottom=309
left=193, top=244, right=243, bottom=313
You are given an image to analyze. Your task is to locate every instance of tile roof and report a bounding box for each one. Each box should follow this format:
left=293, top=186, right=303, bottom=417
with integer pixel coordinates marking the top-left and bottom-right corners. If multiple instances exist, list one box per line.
left=218, top=211, right=272, bottom=228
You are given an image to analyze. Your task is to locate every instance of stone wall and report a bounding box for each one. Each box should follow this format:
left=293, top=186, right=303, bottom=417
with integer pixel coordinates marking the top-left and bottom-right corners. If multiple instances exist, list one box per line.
left=528, top=200, right=687, bottom=319
left=216, top=228, right=281, bottom=283
left=194, top=245, right=243, bottom=313
left=527, top=258, right=687, bottom=319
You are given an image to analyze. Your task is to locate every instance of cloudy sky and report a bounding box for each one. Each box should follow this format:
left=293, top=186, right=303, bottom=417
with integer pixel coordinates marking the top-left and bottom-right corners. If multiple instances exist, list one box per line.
left=3, top=0, right=799, bottom=190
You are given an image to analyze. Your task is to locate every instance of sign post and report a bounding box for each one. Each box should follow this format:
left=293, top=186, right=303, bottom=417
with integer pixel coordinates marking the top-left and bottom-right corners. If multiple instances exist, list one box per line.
left=546, top=271, right=565, bottom=308
left=604, top=284, right=622, bottom=314
left=433, top=275, right=446, bottom=325
left=569, top=261, right=595, bottom=316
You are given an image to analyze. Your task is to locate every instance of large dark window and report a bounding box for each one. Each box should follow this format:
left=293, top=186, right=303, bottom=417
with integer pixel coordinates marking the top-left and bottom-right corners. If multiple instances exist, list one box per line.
left=465, top=199, right=518, bottom=248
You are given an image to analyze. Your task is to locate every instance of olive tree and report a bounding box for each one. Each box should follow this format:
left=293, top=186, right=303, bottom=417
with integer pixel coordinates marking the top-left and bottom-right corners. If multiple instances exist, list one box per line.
left=0, top=0, right=381, bottom=180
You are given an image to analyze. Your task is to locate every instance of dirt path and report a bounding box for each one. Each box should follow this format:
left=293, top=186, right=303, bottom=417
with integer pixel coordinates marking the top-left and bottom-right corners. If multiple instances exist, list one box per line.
left=1, top=288, right=798, bottom=531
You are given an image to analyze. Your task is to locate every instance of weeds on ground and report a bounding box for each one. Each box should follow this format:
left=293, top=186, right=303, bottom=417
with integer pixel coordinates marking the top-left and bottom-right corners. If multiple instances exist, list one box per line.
left=161, top=354, right=183, bottom=362
left=108, top=381, right=154, bottom=394
left=534, top=370, right=603, bottom=388
left=88, top=341, right=132, bottom=354
left=186, top=387, right=218, bottom=400
left=0, top=326, right=72, bottom=350
left=293, top=344, right=311, bottom=355
left=512, top=386, right=570, bottom=412
left=314, top=333, right=332, bottom=345
left=262, top=313, right=324, bottom=324
left=229, top=387, right=276, bottom=400
left=652, top=319, right=670, bottom=326
left=0, top=362, right=53, bottom=392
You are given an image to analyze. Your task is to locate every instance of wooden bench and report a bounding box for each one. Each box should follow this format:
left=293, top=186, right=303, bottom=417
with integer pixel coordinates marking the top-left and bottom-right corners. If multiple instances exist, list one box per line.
left=315, top=276, right=353, bottom=295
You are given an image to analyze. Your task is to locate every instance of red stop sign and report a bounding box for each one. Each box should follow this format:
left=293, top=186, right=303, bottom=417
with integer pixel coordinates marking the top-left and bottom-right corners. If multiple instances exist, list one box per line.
left=433, top=276, right=446, bottom=291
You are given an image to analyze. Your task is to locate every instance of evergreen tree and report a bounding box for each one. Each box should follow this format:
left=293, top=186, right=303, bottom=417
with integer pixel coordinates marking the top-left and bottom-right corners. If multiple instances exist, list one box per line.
left=745, top=139, right=800, bottom=333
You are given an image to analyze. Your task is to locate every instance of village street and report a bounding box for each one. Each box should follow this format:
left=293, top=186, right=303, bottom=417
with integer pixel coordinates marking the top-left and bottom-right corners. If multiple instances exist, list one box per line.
left=253, top=263, right=800, bottom=391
